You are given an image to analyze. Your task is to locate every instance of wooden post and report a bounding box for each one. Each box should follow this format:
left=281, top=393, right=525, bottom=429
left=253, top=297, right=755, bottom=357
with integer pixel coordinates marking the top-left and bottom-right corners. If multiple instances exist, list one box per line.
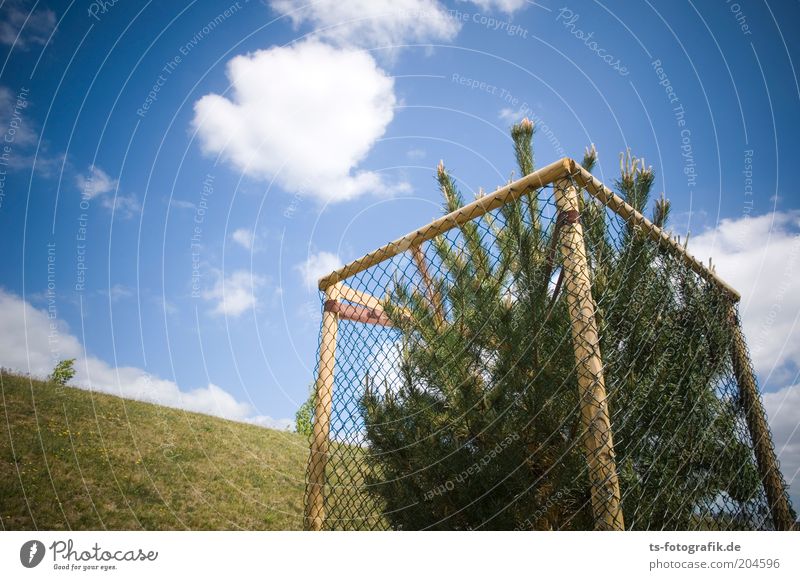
left=554, top=173, right=625, bottom=531
left=304, top=282, right=341, bottom=531
left=729, top=304, right=795, bottom=530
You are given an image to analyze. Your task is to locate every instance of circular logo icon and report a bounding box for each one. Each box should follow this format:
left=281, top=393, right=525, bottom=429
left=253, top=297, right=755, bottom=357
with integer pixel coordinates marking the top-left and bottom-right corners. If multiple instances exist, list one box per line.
left=20, top=540, right=46, bottom=568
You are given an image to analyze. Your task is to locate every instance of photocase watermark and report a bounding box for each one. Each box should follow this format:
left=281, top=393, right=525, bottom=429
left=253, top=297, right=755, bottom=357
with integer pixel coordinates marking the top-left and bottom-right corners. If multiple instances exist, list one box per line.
left=282, top=189, right=303, bottom=219
left=137, top=1, right=246, bottom=118
left=393, top=6, right=528, bottom=38
left=451, top=72, right=504, bottom=95
left=45, top=242, right=65, bottom=376
left=191, top=173, right=214, bottom=299
left=514, top=490, right=565, bottom=530
left=423, top=431, right=520, bottom=500
left=74, top=167, right=97, bottom=293
left=742, top=148, right=754, bottom=218
left=0, top=86, right=29, bottom=209
left=20, top=540, right=46, bottom=568
left=450, top=73, right=565, bottom=157
left=652, top=59, right=696, bottom=193
left=726, top=0, right=752, bottom=36
left=87, top=0, right=123, bottom=22
left=50, top=538, right=157, bottom=571
left=20, top=538, right=159, bottom=571
left=283, top=173, right=320, bottom=219
left=451, top=9, right=529, bottom=38
left=556, top=7, right=629, bottom=76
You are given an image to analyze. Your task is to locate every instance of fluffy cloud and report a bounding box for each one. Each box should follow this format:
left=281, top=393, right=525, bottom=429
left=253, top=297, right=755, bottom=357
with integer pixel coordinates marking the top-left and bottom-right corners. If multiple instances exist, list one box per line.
left=371, top=340, right=404, bottom=396
left=248, top=415, right=294, bottom=431
left=0, top=289, right=83, bottom=376
left=202, top=269, right=267, bottom=317
left=763, top=383, right=800, bottom=511
left=76, top=165, right=118, bottom=200
left=74, top=165, right=140, bottom=219
left=0, top=1, right=56, bottom=49
left=107, top=284, right=133, bottom=303
left=296, top=251, right=342, bottom=290
left=231, top=228, right=254, bottom=250
left=169, top=199, right=196, bottom=210
left=406, top=148, right=426, bottom=161
left=0, top=289, right=291, bottom=429
left=269, top=0, right=459, bottom=49
left=192, top=40, right=408, bottom=202
left=0, top=85, right=65, bottom=175
left=688, top=211, right=800, bottom=376
left=687, top=211, right=800, bottom=508
left=0, top=86, right=36, bottom=147
left=499, top=107, right=526, bottom=123
left=100, top=193, right=141, bottom=219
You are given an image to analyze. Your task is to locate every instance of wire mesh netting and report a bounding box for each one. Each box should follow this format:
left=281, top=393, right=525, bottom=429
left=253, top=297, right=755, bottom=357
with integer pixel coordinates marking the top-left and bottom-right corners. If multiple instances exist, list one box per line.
left=304, top=166, right=795, bottom=531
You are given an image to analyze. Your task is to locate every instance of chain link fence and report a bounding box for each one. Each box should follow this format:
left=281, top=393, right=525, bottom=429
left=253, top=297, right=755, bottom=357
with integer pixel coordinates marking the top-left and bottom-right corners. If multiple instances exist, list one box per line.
left=303, top=158, right=795, bottom=531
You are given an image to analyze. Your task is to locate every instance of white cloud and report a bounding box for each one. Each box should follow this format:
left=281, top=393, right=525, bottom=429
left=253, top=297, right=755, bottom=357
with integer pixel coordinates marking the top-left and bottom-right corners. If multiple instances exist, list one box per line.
left=296, top=251, right=342, bottom=290
left=7, top=150, right=65, bottom=177
left=0, top=85, right=65, bottom=176
left=406, top=148, right=426, bottom=161
left=73, top=166, right=141, bottom=218
left=248, top=415, right=295, bottom=430
left=0, top=1, right=56, bottom=49
left=202, top=269, right=267, bottom=317
left=0, top=289, right=84, bottom=377
left=169, top=199, right=195, bottom=210
left=151, top=295, right=179, bottom=317
left=100, top=193, right=141, bottom=219
left=0, top=289, right=291, bottom=429
left=688, top=211, right=800, bottom=376
left=76, top=165, right=118, bottom=200
left=460, top=0, right=529, bottom=13
left=370, top=339, right=404, bottom=396
left=763, top=383, right=800, bottom=511
left=192, top=40, right=409, bottom=202
left=231, top=228, right=254, bottom=250
left=499, top=107, right=524, bottom=123
left=269, top=0, right=459, bottom=49
left=107, top=284, right=133, bottom=303
left=0, top=86, right=36, bottom=147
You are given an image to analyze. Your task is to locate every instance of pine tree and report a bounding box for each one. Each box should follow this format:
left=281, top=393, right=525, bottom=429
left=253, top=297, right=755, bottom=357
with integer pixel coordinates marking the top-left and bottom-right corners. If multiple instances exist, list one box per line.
left=361, top=122, right=762, bottom=530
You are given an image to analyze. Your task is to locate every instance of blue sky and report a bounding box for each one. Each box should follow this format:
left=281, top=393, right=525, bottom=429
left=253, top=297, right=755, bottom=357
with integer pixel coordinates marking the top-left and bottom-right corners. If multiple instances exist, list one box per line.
left=1, top=1, right=799, bottom=501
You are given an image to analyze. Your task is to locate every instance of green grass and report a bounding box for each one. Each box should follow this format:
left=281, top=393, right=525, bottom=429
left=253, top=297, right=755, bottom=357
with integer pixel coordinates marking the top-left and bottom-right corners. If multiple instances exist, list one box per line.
left=0, top=370, right=308, bottom=530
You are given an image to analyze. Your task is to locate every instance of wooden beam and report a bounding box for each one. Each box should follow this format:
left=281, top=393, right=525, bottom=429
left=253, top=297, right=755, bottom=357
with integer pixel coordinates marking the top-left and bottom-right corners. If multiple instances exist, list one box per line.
left=338, top=284, right=412, bottom=321
left=318, top=158, right=569, bottom=290
left=325, top=300, right=394, bottom=327
left=554, top=176, right=625, bottom=531
left=338, top=284, right=385, bottom=311
left=318, top=158, right=740, bottom=303
left=570, top=161, right=741, bottom=301
left=729, top=304, right=795, bottom=530
left=304, top=282, right=340, bottom=531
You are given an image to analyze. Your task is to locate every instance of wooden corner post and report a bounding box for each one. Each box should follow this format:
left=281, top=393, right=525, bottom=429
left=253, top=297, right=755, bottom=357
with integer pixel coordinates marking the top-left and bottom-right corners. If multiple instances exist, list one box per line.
left=304, top=282, right=341, bottom=531
left=554, top=169, right=625, bottom=531
left=728, top=304, right=795, bottom=530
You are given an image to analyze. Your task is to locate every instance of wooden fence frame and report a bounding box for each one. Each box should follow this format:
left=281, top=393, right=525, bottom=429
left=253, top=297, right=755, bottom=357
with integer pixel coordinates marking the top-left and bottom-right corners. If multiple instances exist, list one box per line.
left=304, top=157, right=793, bottom=531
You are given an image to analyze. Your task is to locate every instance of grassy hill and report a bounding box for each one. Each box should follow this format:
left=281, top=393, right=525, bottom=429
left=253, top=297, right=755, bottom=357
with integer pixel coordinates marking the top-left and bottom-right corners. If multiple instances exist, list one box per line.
left=0, top=370, right=308, bottom=530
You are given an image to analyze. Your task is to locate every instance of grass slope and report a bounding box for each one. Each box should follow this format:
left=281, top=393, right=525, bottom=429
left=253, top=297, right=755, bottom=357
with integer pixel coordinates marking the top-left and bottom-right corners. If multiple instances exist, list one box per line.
left=0, top=371, right=307, bottom=530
